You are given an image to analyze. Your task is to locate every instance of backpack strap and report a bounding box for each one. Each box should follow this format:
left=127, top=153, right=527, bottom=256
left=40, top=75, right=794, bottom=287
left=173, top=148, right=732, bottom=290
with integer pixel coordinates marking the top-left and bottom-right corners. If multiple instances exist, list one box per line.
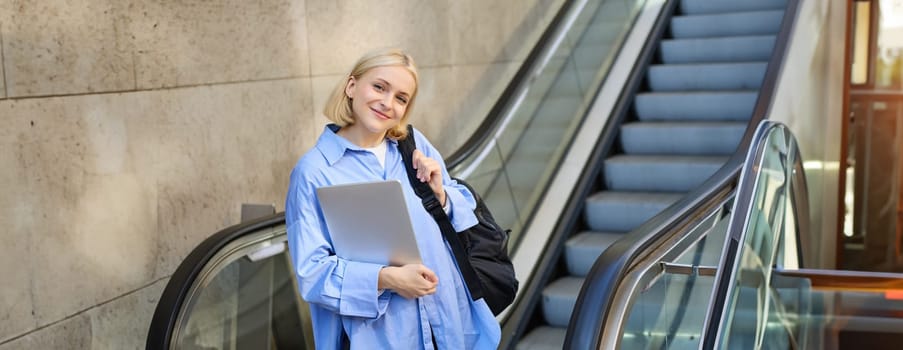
left=397, top=125, right=485, bottom=301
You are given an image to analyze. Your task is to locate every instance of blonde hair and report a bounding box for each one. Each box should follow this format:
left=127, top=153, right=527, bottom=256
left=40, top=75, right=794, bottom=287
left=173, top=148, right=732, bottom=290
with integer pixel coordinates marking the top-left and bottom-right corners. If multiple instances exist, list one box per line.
left=323, top=48, right=419, bottom=140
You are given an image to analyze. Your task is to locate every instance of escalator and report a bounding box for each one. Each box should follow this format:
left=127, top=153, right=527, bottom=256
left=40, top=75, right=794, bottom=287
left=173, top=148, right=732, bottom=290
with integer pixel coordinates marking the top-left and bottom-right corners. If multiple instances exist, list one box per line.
left=569, top=121, right=903, bottom=349
left=146, top=0, right=646, bottom=348
left=510, top=0, right=794, bottom=348
left=146, top=0, right=807, bottom=348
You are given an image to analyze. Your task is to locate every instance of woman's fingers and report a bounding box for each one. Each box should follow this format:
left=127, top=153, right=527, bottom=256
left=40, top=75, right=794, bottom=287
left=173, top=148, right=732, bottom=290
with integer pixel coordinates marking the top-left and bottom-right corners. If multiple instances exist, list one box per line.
left=412, top=150, right=437, bottom=181
left=411, top=150, right=444, bottom=199
left=391, top=264, right=439, bottom=299
left=420, top=266, right=439, bottom=283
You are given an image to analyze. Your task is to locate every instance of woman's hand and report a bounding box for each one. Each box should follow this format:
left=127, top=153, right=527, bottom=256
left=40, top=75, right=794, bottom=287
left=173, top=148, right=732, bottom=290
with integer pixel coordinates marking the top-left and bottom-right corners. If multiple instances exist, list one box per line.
left=378, top=264, right=439, bottom=299
left=411, top=150, right=446, bottom=206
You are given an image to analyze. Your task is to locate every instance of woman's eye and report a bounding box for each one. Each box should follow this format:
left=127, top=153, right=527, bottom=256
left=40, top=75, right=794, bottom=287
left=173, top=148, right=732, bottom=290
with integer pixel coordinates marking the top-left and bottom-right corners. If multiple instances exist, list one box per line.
left=373, top=84, right=384, bottom=91
left=396, top=96, right=408, bottom=105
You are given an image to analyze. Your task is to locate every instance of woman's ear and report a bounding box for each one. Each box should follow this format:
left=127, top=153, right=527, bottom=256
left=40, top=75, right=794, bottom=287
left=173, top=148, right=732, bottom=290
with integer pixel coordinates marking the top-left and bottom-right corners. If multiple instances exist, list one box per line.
left=344, top=76, right=356, bottom=99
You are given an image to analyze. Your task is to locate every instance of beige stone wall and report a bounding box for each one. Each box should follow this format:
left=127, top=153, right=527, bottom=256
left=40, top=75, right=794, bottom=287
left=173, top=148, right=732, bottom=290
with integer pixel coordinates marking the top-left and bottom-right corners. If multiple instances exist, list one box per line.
left=768, top=0, right=847, bottom=269
left=0, top=0, right=560, bottom=348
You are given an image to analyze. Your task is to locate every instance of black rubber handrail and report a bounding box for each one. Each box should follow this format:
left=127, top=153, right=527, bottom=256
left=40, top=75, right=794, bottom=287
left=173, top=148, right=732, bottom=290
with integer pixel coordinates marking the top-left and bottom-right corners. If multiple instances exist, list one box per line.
left=564, top=0, right=801, bottom=348
left=146, top=212, right=286, bottom=350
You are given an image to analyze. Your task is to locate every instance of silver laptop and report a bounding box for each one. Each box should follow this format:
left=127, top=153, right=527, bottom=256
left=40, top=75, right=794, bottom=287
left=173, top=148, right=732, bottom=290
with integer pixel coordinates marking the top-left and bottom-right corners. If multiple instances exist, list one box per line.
left=316, top=180, right=422, bottom=266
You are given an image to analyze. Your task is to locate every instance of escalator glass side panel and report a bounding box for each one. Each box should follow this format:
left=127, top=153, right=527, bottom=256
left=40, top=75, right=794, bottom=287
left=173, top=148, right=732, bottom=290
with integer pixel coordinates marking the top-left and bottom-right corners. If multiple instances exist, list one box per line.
left=708, top=122, right=903, bottom=349
left=614, top=202, right=730, bottom=349
left=601, top=195, right=734, bottom=349
left=621, top=273, right=716, bottom=349
left=707, top=122, right=806, bottom=349
left=811, top=289, right=903, bottom=349
left=769, top=268, right=903, bottom=349
left=451, top=0, right=646, bottom=252
left=170, top=226, right=313, bottom=350
left=672, top=210, right=731, bottom=268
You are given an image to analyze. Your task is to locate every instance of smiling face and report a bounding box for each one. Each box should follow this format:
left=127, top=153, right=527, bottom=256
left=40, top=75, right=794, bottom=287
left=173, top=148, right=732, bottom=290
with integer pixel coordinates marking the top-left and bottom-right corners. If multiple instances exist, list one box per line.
left=342, top=65, right=417, bottom=146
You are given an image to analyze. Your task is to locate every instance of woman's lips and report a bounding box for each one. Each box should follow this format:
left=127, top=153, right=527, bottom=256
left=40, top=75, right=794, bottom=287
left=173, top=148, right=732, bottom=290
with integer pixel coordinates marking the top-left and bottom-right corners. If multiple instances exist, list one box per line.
left=371, top=107, right=390, bottom=120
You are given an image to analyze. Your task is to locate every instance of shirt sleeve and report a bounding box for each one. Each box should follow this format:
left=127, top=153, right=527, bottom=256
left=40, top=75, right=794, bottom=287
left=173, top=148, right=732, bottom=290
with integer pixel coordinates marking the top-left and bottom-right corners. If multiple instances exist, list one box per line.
left=413, top=129, right=479, bottom=231
left=285, top=168, right=391, bottom=319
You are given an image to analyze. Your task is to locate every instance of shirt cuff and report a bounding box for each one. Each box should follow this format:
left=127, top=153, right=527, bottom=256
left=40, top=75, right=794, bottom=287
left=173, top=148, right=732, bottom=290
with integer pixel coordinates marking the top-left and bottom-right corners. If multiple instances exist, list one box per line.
left=445, top=187, right=479, bottom=231
left=339, top=261, right=390, bottom=318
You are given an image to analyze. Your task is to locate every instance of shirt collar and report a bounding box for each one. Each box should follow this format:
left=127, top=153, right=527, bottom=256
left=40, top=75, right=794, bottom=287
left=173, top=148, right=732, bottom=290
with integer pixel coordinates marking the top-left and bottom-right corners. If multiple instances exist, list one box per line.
left=316, top=124, right=398, bottom=165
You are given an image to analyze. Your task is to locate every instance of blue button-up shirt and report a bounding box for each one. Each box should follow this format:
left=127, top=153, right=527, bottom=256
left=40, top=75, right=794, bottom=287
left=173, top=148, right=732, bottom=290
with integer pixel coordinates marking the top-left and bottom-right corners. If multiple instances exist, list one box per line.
left=286, top=125, right=501, bottom=349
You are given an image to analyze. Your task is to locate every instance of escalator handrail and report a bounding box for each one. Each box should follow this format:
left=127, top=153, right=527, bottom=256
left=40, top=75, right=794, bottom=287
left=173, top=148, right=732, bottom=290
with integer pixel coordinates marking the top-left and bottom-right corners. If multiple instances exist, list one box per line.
left=565, top=152, right=744, bottom=350
left=701, top=121, right=809, bottom=348
left=146, top=212, right=286, bottom=350
left=564, top=0, right=801, bottom=348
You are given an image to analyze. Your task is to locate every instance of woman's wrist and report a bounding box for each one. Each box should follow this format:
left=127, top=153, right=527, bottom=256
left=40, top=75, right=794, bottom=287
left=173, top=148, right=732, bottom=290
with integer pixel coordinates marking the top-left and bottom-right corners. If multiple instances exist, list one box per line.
left=378, top=266, right=396, bottom=291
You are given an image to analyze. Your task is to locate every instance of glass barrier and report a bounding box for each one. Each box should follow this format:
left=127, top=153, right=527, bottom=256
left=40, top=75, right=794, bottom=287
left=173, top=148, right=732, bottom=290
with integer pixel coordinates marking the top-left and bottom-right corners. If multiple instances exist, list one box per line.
left=696, top=122, right=903, bottom=349
left=451, top=0, right=645, bottom=249
left=710, top=123, right=801, bottom=348
left=592, top=122, right=806, bottom=349
left=768, top=268, right=903, bottom=349
left=611, top=198, right=731, bottom=349
left=168, top=225, right=315, bottom=349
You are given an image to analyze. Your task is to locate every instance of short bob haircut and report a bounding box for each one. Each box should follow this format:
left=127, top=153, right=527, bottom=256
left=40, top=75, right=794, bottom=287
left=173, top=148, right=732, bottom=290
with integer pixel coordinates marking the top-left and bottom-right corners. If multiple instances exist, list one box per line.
left=323, top=48, right=419, bottom=140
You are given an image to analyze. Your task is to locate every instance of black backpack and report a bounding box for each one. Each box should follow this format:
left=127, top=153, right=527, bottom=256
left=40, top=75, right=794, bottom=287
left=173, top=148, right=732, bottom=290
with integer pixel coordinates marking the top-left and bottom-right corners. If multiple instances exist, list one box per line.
left=398, top=126, right=519, bottom=315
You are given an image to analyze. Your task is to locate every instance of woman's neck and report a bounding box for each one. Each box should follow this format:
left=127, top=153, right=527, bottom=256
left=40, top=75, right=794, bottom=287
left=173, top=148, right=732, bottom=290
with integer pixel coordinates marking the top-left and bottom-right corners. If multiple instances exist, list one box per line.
left=337, top=124, right=387, bottom=148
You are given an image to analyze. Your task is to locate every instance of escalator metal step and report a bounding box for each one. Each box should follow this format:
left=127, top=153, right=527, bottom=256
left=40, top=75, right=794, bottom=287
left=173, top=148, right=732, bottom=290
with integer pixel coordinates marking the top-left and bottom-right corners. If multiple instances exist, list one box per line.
left=647, top=62, right=767, bottom=91
left=671, top=10, right=784, bottom=39
left=679, top=0, right=787, bottom=15
left=634, top=91, right=758, bottom=121
left=620, top=121, right=746, bottom=155
left=516, top=326, right=567, bottom=350
left=584, top=191, right=683, bottom=232
left=541, top=276, right=584, bottom=327
left=604, top=154, right=727, bottom=192
left=565, top=231, right=624, bottom=277
left=660, top=36, right=776, bottom=64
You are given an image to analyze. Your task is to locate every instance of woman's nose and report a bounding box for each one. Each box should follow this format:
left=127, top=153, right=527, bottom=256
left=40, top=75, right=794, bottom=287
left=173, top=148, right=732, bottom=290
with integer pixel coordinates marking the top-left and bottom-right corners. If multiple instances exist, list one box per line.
left=380, top=94, right=392, bottom=109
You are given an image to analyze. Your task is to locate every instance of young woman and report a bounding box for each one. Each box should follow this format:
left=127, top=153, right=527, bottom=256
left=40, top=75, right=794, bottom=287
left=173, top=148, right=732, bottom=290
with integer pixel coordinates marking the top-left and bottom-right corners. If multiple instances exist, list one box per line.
left=285, top=48, right=501, bottom=349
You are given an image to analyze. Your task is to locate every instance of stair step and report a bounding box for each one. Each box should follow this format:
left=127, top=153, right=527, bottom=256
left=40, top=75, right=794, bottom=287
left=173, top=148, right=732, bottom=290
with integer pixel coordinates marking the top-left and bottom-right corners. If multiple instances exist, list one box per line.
left=635, top=91, right=758, bottom=121
left=604, top=155, right=728, bottom=192
left=680, top=0, right=787, bottom=15
left=620, top=121, right=746, bottom=155
left=660, top=36, right=776, bottom=64
left=584, top=192, right=683, bottom=232
left=541, top=276, right=584, bottom=327
left=565, top=231, right=624, bottom=277
left=647, top=62, right=767, bottom=91
left=516, top=326, right=567, bottom=350
left=671, top=10, right=784, bottom=39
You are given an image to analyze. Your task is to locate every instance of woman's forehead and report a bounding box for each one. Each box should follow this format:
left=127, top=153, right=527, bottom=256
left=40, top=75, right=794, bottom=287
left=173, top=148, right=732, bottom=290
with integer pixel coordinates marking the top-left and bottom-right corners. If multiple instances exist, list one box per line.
left=362, top=66, right=416, bottom=93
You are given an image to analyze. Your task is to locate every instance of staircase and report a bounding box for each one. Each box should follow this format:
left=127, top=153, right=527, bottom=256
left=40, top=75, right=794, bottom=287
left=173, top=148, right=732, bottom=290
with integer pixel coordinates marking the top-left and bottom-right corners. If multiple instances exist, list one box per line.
left=515, top=0, right=788, bottom=348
